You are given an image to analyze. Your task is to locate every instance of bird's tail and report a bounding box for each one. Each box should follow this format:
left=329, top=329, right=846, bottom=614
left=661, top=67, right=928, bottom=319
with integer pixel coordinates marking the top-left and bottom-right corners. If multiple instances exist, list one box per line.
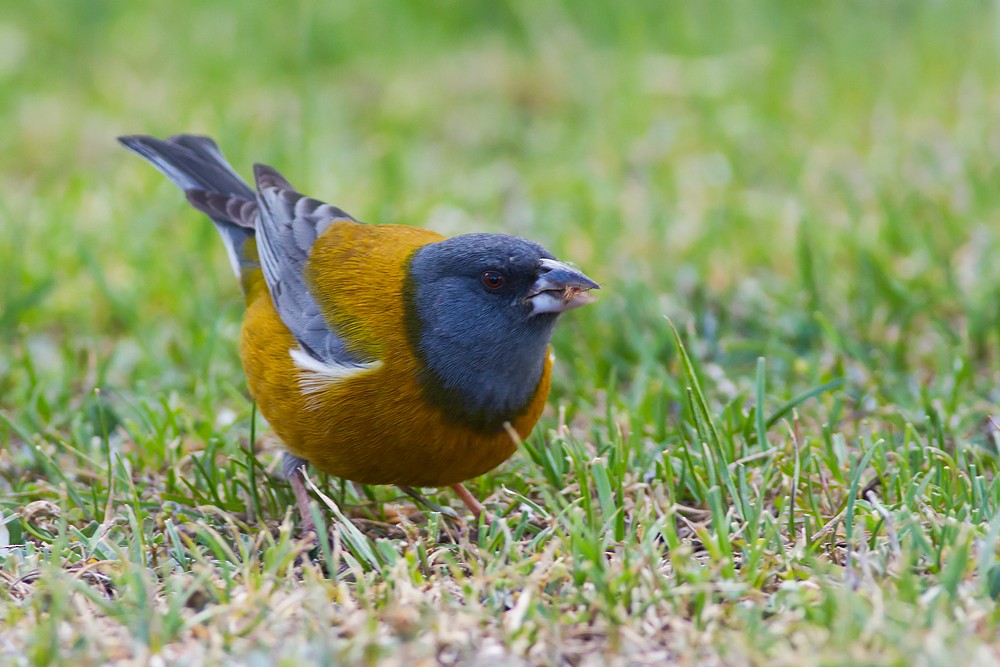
left=118, top=134, right=259, bottom=281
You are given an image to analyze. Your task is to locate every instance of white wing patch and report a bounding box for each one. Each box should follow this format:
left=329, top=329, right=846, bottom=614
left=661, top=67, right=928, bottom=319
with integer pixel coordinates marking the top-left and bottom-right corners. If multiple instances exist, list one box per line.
left=290, top=347, right=383, bottom=400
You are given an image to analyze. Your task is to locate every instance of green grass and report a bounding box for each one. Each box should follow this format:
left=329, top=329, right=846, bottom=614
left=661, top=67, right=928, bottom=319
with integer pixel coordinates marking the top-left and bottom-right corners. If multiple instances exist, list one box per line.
left=3, top=1, right=1000, bottom=664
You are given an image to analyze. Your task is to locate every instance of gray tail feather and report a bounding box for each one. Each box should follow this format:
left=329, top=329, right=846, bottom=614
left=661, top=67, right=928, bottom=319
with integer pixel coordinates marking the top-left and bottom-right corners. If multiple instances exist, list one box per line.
left=118, top=134, right=258, bottom=278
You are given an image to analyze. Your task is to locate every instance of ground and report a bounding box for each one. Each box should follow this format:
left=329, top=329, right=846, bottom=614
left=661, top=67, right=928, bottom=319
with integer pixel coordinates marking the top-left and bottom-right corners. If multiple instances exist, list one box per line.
left=2, top=2, right=1000, bottom=665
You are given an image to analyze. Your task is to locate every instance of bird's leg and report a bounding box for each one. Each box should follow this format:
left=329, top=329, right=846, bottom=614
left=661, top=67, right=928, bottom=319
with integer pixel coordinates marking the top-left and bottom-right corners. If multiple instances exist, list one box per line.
left=289, top=469, right=317, bottom=536
left=281, top=453, right=316, bottom=536
left=398, top=486, right=460, bottom=520
left=451, top=483, right=489, bottom=524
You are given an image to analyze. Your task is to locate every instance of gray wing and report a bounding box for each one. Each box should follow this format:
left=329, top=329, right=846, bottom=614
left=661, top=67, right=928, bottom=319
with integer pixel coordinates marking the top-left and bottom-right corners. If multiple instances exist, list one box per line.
left=252, top=164, right=371, bottom=367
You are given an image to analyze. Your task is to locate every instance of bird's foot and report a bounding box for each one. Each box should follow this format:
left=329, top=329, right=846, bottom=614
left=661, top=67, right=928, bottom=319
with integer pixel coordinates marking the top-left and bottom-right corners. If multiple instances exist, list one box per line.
left=396, top=484, right=490, bottom=524
left=398, top=486, right=461, bottom=520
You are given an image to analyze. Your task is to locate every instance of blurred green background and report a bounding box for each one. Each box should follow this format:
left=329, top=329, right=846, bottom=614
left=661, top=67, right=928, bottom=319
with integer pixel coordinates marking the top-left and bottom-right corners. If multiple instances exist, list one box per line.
left=3, top=0, right=1000, bottom=459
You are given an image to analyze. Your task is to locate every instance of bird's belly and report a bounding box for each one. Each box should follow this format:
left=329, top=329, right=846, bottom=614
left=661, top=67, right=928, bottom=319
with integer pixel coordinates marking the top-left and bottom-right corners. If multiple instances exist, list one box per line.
left=240, top=297, right=549, bottom=487
left=295, top=379, right=523, bottom=486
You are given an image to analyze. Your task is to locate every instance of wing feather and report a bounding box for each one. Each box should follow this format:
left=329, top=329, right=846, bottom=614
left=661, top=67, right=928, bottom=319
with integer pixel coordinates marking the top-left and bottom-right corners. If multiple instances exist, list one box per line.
left=251, top=164, right=373, bottom=373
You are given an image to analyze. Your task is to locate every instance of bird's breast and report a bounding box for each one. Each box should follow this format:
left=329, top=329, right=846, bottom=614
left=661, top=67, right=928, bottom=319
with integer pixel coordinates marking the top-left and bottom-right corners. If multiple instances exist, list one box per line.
left=241, top=299, right=552, bottom=485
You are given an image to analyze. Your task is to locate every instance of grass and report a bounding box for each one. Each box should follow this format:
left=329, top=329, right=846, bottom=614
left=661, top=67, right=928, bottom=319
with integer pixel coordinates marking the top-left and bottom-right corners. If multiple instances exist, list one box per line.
left=3, top=0, right=1000, bottom=664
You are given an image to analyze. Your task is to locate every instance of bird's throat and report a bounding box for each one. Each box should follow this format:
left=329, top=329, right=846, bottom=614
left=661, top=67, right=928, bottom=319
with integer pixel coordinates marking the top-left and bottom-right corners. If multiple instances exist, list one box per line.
left=412, top=329, right=552, bottom=433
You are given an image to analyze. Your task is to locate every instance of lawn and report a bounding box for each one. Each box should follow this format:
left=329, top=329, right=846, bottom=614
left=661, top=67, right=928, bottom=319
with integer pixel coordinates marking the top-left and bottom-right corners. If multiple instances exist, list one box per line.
left=3, top=1, right=1000, bottom=665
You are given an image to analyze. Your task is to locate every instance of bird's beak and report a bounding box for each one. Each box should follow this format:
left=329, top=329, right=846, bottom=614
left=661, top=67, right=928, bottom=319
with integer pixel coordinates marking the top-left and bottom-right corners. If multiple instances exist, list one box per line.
left=527, top=258, right=600, bottom=315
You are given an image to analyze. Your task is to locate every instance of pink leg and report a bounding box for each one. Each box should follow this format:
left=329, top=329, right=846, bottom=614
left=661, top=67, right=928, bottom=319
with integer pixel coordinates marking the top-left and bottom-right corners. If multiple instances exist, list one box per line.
left=289, top=466, right=317, bottom=536
left=451, top=483, right=490, bottom=524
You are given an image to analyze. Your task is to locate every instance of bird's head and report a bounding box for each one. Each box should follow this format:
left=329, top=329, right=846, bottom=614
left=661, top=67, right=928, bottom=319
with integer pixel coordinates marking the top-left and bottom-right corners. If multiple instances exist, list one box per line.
left=405, top=233, right=599, bottom=430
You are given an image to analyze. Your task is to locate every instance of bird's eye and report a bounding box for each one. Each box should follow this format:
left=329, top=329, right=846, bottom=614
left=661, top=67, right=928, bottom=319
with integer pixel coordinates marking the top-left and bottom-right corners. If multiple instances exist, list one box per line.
left=481, top=270, right=505, bottom=290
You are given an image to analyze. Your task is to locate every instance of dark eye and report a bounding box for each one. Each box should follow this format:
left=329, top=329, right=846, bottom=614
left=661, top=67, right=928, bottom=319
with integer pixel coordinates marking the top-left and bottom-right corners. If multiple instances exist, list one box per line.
left=480, top=270, right=505, bottom=290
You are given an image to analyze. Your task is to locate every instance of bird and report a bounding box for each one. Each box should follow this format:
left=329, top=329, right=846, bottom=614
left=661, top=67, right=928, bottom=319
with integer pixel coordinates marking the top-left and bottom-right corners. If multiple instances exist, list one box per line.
left=118, top=134, right=598, bottom=529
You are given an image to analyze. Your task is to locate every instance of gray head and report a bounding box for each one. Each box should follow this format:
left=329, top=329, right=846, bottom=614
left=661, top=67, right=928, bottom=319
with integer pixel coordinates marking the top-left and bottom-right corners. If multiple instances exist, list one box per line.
left=405, top=233, right=598, bottom=432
